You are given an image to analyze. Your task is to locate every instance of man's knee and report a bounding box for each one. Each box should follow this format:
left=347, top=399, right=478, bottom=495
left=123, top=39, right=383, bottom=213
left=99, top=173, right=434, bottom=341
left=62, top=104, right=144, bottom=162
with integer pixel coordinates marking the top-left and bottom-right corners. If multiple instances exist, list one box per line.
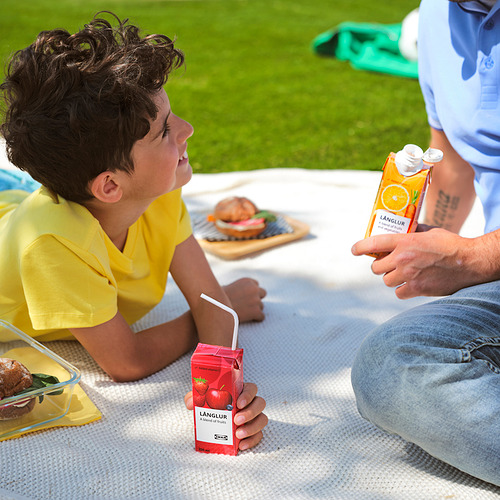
left=351, top=322, right=404, bottom=430
left=350, top=312, right=442, bottom=433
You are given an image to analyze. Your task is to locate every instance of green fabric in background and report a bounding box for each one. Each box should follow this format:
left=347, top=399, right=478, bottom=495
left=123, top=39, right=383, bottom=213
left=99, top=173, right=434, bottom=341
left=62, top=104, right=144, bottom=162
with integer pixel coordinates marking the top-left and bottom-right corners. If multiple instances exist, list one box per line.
left=312, top=22, right=418, bottom=79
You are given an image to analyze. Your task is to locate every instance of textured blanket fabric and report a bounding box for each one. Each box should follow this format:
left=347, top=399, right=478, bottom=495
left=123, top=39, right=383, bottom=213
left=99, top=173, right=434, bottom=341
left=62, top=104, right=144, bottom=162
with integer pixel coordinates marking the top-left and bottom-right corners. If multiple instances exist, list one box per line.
left=1, top=159, right=498, bottom=499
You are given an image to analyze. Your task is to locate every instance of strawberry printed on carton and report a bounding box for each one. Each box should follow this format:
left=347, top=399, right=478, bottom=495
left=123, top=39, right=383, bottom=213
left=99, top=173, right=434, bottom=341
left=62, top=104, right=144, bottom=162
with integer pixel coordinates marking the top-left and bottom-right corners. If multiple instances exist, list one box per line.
left=193, top=377, right=208, bottom=395
left=193, top=390, right=206, bottom=407
left=192, top=377, right=208, bottom=406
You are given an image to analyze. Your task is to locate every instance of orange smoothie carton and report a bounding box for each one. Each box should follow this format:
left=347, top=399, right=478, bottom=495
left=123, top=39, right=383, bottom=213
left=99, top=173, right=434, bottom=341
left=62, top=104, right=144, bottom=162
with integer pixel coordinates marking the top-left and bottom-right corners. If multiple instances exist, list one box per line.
left=191, top=294, right=243, bottom=456
left=365, top=144, right=443, bottom=255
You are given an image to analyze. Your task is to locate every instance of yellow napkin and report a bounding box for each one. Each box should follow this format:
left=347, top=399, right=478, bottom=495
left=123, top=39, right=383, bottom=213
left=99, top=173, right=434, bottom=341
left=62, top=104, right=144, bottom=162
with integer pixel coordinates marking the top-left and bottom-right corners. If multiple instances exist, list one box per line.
left=0, top=346, right=102, bottom=441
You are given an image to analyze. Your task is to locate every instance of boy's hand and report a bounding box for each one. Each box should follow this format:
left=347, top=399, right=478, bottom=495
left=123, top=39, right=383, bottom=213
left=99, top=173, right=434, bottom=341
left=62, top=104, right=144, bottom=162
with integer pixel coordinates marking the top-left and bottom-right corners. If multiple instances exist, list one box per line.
left=223, top=278, right=266, bottom=322
left=184, top=382, right=268, bottom=451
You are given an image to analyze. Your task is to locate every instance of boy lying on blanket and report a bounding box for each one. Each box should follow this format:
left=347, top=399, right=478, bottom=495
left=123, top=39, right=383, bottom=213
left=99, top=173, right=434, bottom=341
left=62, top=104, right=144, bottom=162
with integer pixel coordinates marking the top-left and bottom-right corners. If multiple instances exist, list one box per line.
left=0, top=12, right=267, bottom=450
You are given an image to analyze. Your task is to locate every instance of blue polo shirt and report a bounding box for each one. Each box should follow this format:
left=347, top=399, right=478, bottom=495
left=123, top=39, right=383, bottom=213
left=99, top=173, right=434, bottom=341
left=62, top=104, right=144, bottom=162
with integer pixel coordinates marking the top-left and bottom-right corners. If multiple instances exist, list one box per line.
left=418, top=0, right=500, bottom=233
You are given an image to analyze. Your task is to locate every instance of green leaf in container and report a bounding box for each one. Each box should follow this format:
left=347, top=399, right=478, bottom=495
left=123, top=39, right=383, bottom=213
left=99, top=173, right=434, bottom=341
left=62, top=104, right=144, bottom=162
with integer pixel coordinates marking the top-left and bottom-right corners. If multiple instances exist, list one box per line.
left=16, top=373, right=63, bottom=403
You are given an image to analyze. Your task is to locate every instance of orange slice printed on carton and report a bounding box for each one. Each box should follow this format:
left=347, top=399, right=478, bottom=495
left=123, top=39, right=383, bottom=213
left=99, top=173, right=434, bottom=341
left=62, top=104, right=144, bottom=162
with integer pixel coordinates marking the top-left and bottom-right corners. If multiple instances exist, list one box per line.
left=381, top=184, right=410, bottom=213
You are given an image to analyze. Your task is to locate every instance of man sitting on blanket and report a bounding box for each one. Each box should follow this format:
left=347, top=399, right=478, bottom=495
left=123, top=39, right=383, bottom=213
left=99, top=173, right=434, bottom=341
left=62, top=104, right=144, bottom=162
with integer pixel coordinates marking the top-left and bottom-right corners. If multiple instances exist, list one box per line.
left=352, top=0, right=500, bottom=486
left=0, top=12, right=267, bottom=451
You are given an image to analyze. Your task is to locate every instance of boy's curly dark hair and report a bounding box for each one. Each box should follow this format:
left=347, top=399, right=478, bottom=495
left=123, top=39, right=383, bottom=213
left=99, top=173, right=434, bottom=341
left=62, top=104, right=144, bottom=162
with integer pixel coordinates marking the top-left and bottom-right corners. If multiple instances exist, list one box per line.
left=0, top=12, right=184, bottom=202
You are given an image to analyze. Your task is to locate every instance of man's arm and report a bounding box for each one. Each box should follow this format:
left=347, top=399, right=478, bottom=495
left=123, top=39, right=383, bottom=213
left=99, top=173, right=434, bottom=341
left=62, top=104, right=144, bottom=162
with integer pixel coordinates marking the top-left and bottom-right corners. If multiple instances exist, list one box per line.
left=423, top=128, right=476, bottom=232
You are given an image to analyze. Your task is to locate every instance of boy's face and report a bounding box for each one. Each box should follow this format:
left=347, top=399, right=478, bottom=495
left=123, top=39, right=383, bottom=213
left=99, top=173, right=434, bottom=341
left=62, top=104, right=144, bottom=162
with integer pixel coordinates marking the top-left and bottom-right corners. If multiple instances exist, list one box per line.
left=129, top=88, right=194, bottom=200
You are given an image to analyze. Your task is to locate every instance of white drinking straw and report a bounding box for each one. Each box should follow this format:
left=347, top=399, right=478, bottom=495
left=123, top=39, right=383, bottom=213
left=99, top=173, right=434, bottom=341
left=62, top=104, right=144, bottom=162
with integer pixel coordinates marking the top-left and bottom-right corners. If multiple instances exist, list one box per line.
left=200, top=293, right=239, bottom=350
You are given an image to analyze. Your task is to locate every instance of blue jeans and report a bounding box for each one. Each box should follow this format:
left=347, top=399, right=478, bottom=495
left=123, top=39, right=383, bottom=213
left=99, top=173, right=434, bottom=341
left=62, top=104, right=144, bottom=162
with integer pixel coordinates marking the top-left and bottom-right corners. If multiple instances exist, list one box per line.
left=351, top=281, right=500, bottom=486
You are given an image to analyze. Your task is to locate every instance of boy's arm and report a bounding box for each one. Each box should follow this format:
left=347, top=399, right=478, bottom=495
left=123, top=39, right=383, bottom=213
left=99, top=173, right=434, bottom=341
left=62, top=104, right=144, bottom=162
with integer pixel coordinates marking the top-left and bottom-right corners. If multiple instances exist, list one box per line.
left=69, top=235, right=265, bottom=381
left=423, top=127, right=476, bottom=232
left=169, top=234, right=265, bottom=347
left=70, top=309, right=198, bottom=382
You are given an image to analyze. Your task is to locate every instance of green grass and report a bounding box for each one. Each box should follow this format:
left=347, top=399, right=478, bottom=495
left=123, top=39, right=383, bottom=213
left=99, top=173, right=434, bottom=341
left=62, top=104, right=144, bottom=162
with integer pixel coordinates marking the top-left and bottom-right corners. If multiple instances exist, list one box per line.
left=0, top=0, right=428, bottom=173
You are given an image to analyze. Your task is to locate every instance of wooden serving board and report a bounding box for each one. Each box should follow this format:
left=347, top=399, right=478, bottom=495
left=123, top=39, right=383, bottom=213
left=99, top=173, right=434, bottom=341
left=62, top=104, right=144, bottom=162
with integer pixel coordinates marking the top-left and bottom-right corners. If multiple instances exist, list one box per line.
left=197, top=215, right=310, bottom=260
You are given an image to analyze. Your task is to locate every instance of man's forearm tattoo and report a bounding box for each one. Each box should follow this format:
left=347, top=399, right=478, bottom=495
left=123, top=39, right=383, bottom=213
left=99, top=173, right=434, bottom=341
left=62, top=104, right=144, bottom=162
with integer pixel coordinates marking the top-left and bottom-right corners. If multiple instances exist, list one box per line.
left=430, top=190, right=460, bottom=228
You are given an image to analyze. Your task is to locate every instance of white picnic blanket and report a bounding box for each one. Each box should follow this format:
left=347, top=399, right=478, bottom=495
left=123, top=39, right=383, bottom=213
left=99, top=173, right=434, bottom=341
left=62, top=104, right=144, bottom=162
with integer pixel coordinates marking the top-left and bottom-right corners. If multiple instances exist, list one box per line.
left=2, top=155, right=499, bottom=499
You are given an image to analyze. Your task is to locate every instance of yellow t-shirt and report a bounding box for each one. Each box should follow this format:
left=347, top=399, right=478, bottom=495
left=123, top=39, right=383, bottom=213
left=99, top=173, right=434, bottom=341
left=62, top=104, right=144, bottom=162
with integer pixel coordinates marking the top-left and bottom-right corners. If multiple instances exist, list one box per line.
left=0, top=187, right=192, bottom=341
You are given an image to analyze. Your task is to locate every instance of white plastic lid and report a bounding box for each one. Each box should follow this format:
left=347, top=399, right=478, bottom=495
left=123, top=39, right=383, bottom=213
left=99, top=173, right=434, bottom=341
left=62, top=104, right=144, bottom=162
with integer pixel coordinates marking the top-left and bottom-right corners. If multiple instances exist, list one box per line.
left=422, top=148, right=444, bottom=164
left=395, top=144, right=443, bottom=176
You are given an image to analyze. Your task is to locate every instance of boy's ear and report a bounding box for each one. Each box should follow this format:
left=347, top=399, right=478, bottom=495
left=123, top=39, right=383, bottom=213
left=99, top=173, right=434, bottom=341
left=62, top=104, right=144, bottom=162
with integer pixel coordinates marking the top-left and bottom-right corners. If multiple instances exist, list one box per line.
left=89, top=171, right=123, bottom=203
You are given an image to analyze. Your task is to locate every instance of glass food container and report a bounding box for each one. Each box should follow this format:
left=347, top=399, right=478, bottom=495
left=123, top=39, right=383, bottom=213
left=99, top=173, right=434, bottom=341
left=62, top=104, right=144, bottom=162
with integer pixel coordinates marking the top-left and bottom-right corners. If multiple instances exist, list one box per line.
left=0, top=320, right=81, bottom=440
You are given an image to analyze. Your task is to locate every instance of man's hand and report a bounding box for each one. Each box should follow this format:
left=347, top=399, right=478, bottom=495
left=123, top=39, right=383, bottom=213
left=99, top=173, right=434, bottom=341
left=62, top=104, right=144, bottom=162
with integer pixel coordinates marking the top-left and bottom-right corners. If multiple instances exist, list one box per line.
left=185, top=382, right=268, bottom=451
left=352, top=227, right=480, bottom=299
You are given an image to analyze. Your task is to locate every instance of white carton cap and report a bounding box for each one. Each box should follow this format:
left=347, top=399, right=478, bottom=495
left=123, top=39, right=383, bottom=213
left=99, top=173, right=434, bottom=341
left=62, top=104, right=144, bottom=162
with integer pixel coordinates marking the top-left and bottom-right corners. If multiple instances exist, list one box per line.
left=395, top=144, right=443, bottom=176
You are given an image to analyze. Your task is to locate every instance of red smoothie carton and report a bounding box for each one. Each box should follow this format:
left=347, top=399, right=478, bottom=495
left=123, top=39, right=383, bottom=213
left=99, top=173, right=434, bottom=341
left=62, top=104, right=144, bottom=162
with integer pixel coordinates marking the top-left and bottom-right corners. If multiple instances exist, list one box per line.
left=191, top=294, right=243, bottom=456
